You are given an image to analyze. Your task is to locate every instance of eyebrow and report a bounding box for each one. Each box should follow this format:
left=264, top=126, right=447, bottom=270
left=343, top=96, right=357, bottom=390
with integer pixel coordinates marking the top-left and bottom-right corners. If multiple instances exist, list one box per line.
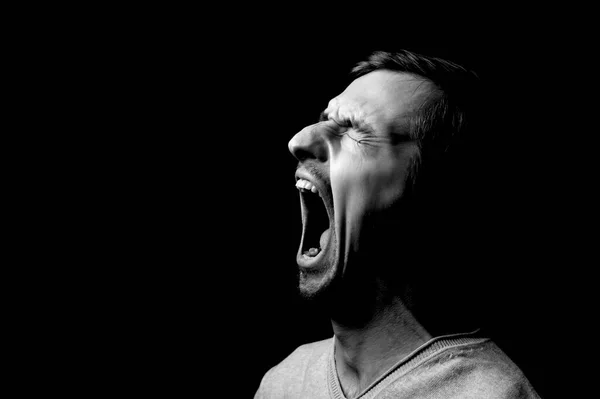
left=319, top=110, right=374, bottom=134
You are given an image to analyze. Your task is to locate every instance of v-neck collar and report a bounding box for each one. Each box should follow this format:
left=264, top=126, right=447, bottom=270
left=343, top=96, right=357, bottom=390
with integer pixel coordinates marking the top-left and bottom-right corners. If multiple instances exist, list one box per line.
left=327, top=329, right=486, bottom=399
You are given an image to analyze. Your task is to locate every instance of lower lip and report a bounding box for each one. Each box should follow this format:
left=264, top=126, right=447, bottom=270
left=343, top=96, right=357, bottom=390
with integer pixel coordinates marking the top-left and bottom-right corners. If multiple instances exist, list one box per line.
left=296, top=239, right=329, bottom=269
left=296, top=250, right=324, bottom=268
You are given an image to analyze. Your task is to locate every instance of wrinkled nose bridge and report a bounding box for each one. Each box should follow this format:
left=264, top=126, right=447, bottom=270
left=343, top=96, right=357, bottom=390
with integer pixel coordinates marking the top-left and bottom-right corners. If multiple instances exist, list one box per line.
left=288, top=123, right=328, bottom=161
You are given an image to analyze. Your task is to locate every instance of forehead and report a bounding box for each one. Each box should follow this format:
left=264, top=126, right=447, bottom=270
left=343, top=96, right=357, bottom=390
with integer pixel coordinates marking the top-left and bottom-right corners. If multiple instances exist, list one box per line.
left=327, top=70, right=433, bottom=126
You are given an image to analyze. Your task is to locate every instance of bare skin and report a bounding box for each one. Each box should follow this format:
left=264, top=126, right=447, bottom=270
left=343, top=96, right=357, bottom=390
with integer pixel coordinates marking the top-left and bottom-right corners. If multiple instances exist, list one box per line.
left=289, top=71, right=438, bottom=398
left=332, top=287, right=431, bottom=398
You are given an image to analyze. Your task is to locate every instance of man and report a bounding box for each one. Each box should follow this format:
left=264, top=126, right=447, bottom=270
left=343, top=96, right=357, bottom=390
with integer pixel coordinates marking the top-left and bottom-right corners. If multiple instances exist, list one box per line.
left=254, top=50, right=540, bottom=399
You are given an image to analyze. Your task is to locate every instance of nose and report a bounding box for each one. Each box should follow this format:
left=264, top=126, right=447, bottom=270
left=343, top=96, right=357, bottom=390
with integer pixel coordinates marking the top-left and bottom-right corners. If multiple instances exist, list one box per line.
left=288, top=123, right=329, bottom=162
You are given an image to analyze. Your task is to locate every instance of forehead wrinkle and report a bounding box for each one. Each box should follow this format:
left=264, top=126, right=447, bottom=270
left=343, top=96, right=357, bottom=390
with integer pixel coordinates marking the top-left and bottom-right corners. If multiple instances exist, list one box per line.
left=326, top=91, right=370, bottom=119
left=325, top=72, right=434, bottom=136
left=324, top=97, right=385, bottom=138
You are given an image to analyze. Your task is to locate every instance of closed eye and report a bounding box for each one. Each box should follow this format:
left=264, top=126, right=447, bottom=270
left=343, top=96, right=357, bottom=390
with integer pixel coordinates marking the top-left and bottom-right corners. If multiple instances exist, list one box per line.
left=319, top=111, right=353, bottom=128
left=333, top=118, right=353, bottom=128
left=318, top=111, right=364, bottom=143
left=329, top=122, right=363, bottom=144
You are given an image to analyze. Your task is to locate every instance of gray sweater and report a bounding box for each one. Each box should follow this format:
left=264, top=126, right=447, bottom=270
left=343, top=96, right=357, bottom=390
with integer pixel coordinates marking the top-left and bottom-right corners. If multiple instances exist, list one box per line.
left=255, top=332, right=540, bottom=398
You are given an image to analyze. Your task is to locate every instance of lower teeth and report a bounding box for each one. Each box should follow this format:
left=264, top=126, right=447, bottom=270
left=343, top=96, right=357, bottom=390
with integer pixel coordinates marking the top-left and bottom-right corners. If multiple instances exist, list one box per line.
left=304, top=247, right=320, bottom=257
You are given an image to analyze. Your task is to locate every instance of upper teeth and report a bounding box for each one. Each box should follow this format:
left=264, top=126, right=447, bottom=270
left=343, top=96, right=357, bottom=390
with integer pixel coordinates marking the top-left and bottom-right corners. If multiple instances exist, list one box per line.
left=296, top=178, right=319, bottom=195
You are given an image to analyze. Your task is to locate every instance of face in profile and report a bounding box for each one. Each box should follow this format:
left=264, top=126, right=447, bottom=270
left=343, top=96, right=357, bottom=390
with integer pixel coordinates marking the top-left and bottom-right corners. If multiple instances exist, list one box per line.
left=288, top=70, right=435, bottom=299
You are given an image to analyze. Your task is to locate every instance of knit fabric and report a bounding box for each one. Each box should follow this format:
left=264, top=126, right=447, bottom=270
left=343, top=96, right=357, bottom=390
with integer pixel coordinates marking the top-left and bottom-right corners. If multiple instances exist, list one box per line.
left=254, top=331, right=540, bottom=398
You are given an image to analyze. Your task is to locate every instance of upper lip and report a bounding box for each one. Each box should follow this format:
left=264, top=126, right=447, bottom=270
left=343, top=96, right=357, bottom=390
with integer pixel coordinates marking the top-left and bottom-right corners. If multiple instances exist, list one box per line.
left=295, top=169, right=325, bottom=197
left=294, top=168, right=333, bottom=223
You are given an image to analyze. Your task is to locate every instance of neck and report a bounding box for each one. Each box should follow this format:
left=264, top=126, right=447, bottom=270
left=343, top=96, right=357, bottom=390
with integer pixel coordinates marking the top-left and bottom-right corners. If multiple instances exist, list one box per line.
left=331, top=288, right=431, bottom=398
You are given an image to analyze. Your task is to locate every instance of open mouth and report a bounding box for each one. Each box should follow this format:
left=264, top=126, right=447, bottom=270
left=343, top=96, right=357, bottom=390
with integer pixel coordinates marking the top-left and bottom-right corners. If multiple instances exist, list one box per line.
left=296, top=177, right=332, bottom=266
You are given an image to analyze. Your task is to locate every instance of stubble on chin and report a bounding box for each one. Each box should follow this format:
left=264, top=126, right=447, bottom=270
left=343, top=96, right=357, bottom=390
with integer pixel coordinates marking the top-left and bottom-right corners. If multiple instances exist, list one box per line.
left=297, top=266, right=337, bottom=302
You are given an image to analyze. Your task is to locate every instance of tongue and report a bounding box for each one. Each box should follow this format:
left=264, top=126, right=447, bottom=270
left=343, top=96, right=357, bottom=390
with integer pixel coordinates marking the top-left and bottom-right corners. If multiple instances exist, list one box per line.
left=319, top=228, right=330, bottom=249
left=303, top=229, right=331, bottom=258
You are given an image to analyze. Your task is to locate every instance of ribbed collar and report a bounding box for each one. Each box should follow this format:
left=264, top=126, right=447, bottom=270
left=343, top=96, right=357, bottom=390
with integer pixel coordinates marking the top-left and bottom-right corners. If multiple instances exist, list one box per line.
left=327, top=330, right=487, bottom=399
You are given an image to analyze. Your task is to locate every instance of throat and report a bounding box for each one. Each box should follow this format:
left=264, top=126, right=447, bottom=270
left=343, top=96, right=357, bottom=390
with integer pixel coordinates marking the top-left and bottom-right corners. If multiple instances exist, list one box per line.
left=332, top=300, right=433, bottom=396
left=334, top=346, right=375, bottom=399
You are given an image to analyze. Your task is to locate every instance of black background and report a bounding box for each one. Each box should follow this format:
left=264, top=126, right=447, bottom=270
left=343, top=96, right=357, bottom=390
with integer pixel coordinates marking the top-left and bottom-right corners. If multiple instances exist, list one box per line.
left=77, top=12, right=583, bottom=398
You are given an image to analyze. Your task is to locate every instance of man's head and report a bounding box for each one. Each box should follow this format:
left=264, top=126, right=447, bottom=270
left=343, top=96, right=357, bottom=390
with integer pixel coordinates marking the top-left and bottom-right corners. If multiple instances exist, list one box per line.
left=288, top=50, right=481, bottom=307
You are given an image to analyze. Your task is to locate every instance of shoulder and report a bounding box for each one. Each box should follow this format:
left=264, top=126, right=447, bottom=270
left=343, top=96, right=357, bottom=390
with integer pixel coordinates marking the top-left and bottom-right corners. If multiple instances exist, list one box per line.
left=254, top=338, right=332, bottom=399
left=378, top=339, right=540, bottom=399
left=420, top=340, right=540, bottom=398
left=260, top=338, right=332, bottom=382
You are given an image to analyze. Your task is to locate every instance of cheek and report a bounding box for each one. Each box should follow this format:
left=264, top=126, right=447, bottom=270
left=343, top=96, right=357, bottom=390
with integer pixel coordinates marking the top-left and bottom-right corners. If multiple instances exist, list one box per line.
left=331, top=149, right=415, bottom=211
left=363, top=158, right=408, bottom=208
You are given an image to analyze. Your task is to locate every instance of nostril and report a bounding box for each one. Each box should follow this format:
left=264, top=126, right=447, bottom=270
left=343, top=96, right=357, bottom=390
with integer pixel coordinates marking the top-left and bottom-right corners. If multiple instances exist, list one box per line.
left=288, top=136, right=313, bottom=161
left=288, top=126, right=328, bottom=162
left=291, top=148, right=314, bottom=162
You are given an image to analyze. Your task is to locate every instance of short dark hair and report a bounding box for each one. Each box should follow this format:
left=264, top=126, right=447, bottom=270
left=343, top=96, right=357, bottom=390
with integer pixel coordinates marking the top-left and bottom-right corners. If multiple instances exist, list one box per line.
left=351, top=50, right=482, bottom=196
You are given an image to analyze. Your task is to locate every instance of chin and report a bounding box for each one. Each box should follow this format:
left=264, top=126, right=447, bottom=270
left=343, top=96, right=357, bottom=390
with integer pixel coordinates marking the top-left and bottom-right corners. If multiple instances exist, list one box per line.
left=297, top=264, right=337, bottom=300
